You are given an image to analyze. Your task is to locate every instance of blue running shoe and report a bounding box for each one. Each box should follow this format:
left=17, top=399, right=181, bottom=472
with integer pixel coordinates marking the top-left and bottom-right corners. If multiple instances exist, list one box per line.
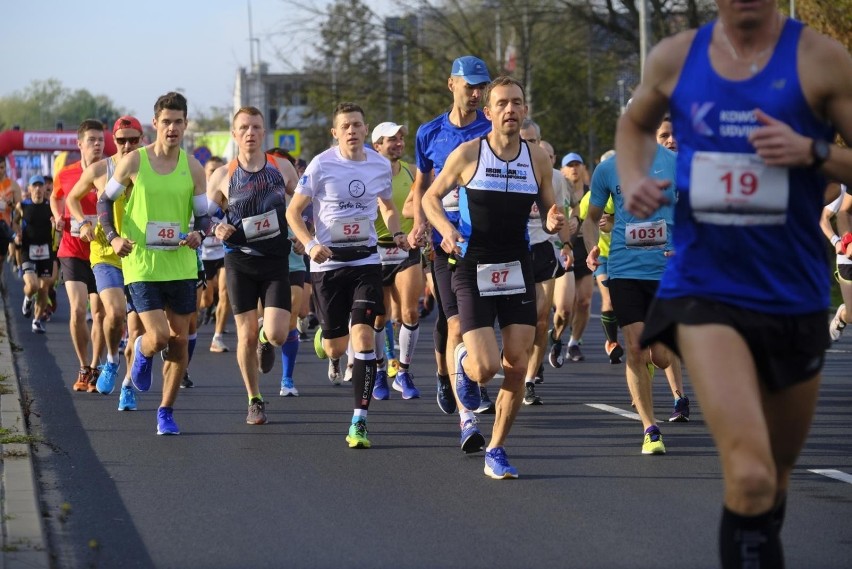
left=372, top=369, right=390, bottom=400
left=156, top=407, right=180, bottom=435
left=131, top=336, right=153, bottom=392
left=454, top=343, right=480, bottom=411
left=96, top=361, right=119, bottom=395
left=118, top=385, right=137, bottom=411
left=392, top=370, right=420, bottom=399
left=484, top=447, right=519, bottom=479
left=436, top=374, right=456, bottom=415
left=460, top=418, right=485, bottom=454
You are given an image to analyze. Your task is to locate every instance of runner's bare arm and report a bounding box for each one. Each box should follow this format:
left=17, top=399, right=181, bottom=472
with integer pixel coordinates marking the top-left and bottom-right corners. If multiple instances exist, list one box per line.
left=378, top=196, right=410, bottom=251
left=423, top=141, right=476, bottom=254
left=67, top=160, right=106, bottom=242
left=286, top=193, right=331, bottom=263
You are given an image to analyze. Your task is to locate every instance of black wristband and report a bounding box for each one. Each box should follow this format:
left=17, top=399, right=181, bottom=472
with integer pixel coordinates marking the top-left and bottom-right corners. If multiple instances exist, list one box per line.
left=393, top=231, right=405, bottom=238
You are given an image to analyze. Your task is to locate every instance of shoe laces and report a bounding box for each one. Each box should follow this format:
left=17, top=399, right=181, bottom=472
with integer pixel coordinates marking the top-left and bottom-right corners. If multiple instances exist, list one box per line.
left=330, top=359, right=341, bottom=374
left=488, top=447, right=510, bottom=465
left=461, top=417, right=478, bottom=430
left=352, top=420, right=367, bottom=436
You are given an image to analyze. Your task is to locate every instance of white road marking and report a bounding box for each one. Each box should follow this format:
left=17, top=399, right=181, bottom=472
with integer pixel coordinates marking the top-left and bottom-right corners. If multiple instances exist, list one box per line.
left=587, top=403, right=642, bottom=421
left=808, top=469, right=852, bottom=484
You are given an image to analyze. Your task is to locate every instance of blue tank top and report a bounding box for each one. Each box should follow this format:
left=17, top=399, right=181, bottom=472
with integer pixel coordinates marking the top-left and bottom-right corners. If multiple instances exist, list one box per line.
left=457, top=138, right=538, bottom=263
left=662, top=18, right=834, bottom=313
left=223, top=155, right=290, bottom=258
left=414, top=110, right=492, bottom=249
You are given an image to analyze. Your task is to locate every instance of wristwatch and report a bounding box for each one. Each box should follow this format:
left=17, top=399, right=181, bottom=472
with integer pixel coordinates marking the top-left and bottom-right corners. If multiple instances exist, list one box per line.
left=811, top=138, right=830, bottom=169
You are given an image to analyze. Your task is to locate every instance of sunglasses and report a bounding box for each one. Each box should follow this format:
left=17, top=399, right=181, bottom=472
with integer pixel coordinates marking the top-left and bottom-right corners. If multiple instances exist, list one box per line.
left=116, top=137, right=140, bottom=145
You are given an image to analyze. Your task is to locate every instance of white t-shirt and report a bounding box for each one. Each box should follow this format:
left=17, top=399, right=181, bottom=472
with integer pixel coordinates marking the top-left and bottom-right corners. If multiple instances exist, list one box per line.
left=826, top=184, right=851, bottom=266
left=296, top=147, right=393, bottom=272
left=527, top=168, right=568, bottom=245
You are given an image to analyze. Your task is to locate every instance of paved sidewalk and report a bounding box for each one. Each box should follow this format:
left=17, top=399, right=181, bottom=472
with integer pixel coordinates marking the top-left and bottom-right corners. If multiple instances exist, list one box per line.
left=0, top=286, right=50, bottom=569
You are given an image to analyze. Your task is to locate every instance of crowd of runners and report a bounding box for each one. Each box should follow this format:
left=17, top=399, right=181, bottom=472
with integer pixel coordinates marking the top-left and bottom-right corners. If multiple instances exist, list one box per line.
left=2, top=1, right=852, bottom=567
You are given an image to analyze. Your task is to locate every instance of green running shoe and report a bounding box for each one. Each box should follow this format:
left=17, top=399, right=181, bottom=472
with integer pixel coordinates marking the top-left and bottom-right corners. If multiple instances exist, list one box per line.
left=346, top=420, right=371, bottom=449
left=314, top=328, right=327, bottom=359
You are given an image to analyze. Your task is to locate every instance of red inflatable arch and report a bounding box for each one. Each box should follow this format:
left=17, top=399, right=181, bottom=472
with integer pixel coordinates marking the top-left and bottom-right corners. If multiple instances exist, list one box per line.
left=0, top=130, right=117, bottom=157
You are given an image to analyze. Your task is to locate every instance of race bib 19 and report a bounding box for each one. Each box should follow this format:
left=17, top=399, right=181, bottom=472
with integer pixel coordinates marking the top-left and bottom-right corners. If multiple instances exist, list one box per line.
left=690, top=151, right=789, bottom=225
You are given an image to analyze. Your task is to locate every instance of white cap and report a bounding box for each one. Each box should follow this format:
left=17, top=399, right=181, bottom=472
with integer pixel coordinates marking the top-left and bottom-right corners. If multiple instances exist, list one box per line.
left=371, top=122, right=408, bottom=144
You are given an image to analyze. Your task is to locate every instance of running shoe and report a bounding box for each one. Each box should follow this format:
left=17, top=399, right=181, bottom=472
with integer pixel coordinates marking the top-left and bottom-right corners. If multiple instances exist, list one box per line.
left=606, top=341, right=624, bottom=364
left=131, top=336, right=153, bottom=392
left=22, top=295, right=33, bottom=318
left=210, top=336, right=229, bottom=353
left=343, top=364, right=353, bottom=382
left=313, top=328, right=327, bottom=359
left=31, top=319, right=45, bottom=334
left=476, top=386, right=495, bottom=414
left=387, top=359, right=399, bottom=378
left=257, top=338, right=275, bottom=374
left=246, top=398, right=267, bottom=425
left=280, top=376, right=299, bottom=397
left=328, top=358, right=342, bottom=386
left=180, top=371, right=194, bottom=389
left=392, top=370, right=420, bottom=399
left=346, top=419, right=371, bottom=449
left=460, top=418, right=485, bottom=454
left=454, top=343, right=480, bottom=411
left=523, top=382, right=542, bottom=406
left=436, top=375, right=456, bottom=415
left=669, top=395, right=690, bottom=423
left=547, top=329, right=564, bottom=368
left=118, top=385, right=137, bottom=411
left=72, top=367, right=91, bottom=392
left=87, top=368, right=99, bottom=393
left=156, top=407, right=180, bottom=435
left=829, top=304, right=846, bottom=342
left=307, top=313, right=319, bottom=329
left=484, top=447, right=519, bottom=479
left=296, top=316, right=310, bottom=335
left=372, top=369, right=390, bottom=400
left=96, top=361, right=119, bottom=395
left=567, top=344, right=584, bottom=362
left=641, top=426, right=666, bottom=455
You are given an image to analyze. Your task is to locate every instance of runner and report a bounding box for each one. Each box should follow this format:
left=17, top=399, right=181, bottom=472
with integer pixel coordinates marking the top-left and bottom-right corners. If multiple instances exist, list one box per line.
left=200, top=156, right=231, bottom=352
left=51, top=119, right=107, bottom=393
left=369, top=121, right=422, bottom=400
left=618, top=1, right=852, bottom=565
left=0, top=156, right=22, bottom=277
left=286, top=101, right=409, bottom=448
left=423, top=76, right=564, bottom=478
left=67, top=116, right=144, bottom=395
left=99, top=92, right=209, bottom=435
left=409, top=55, right=495, bottom=433
left=16, top=175, right=54, bottom=333
left=206, top=106, right=298, bottom=423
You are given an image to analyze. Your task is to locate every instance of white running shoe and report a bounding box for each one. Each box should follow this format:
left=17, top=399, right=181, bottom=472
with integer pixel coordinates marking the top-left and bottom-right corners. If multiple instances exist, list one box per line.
left=830, top=304, right=847, bottom=342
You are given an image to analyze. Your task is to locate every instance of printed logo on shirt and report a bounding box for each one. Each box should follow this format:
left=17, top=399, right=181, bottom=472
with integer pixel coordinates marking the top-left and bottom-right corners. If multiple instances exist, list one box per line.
left=349, top=180, right=366, bottom=198
left=691, top=102, right=715, bottom=136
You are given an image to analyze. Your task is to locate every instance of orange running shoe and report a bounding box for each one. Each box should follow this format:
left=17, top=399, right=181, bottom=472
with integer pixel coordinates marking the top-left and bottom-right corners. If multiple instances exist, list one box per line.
left=73, top=367, right=91, bottom=392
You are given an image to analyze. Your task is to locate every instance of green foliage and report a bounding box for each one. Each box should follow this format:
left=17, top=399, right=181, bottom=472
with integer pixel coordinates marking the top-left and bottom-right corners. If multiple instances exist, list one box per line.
left=0, top=79, right=124, bottom=131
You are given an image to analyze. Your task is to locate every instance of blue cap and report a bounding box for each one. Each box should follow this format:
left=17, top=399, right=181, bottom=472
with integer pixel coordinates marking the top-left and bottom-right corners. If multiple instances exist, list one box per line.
left=451, top=56, right=491, bottom=85
left=28, top=174, right=45, bottom=186
left=561, top=153, right=584, bottom=167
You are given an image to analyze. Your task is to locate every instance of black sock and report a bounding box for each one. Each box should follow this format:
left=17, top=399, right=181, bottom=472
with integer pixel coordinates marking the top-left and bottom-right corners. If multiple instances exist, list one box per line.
left=352, top=351, right=377, bottom=410
left=437, top=373, right=450, bottom=386
left=719, top=506, right=784, bottom=569
left=601, top=310, right=619, bottom=344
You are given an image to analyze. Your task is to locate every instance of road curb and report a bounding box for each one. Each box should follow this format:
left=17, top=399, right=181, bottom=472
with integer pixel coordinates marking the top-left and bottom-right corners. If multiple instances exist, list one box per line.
left=0, top=291, right=50, bottom=569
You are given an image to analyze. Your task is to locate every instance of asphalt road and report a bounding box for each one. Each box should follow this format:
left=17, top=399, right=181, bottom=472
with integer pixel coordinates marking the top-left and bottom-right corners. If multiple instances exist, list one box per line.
left=5, top=274, right=852, bottom=569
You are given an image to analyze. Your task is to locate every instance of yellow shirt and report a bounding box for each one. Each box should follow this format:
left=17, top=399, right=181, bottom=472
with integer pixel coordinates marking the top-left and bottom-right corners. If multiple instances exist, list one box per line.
left=578, top=191, right=614, bottom=258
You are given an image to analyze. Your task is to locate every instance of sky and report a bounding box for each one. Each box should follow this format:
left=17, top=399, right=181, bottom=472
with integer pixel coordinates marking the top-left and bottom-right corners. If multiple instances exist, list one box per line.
left=2, top=0, right=399, bottom=120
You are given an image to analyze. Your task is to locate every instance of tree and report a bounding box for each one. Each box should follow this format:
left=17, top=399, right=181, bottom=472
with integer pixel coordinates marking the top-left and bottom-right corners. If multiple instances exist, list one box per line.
left=0, top=79, right=124, bottom=131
